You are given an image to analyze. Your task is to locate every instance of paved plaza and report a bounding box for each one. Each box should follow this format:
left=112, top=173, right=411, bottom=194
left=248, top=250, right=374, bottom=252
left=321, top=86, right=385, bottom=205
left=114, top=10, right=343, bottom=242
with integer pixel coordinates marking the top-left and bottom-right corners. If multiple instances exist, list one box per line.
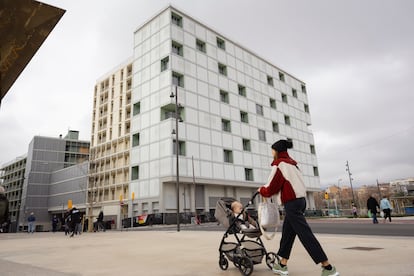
left=1, top=225, right=414, bottom=276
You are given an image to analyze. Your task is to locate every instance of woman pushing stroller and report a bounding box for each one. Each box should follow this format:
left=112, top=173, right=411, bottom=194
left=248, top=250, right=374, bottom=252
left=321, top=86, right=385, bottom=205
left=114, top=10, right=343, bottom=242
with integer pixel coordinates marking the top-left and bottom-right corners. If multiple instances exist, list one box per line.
left=257, top=139, right=339, bottom=276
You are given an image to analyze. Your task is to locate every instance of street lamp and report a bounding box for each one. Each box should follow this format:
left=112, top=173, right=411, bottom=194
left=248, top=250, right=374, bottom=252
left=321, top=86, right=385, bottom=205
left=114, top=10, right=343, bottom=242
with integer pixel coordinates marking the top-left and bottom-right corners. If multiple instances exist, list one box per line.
left=170, top=86, right=183, bottom=232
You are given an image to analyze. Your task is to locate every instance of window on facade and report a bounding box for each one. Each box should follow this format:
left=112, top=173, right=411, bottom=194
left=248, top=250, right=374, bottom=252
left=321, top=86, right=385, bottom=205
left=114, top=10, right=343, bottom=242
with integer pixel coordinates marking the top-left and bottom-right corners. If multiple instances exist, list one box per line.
left=223, top=150, right=233, bottom=163
left=217, top=37, right=225, bottom=50
left=222, top=119, right=231, bottom=132
left=171, top=12, right=182, bottom=27
left=161, top=104, right=184, bottom=121
left=267, top=75, right=274, bottom=86
left=132, top=133, right=140, bottom=147
left=196, top=39, right=206, bottom=53
left=242, top=139, right=251, bottom=152
left=172, top=72, right=184, bottom=87
left=287, top=138, right=293, bottom=148
left=245, top=168, right=254, bottom=181
left=313, top=166, right=319, bottom=177
left=256, top=104, right=264, bottom=116
left=272, top=122, right=279, bottom=133
left=292, top=89, right=298, bottom=98
left=310, top=145, right=316, bottom=154
left=240, top=111, right=248, bottom=123
left=238, top=84, right=246, bottom=97
left=133, top=102, right=141, bottom=116
left=220, top=90, right=229, bottom=104
left=258, top=129, right=266, bottom=141
left=218, top=63, right=227, bottom=76
left=269, top=98, right=276, bottom=109
left=279, top=72, right=285, bottom=82
left=131, top=166, right=139, bottom=180
left=301, top=84, right=307, bottom=94
left=172, top=41, right=183, bottom=56
left=284, top=115, right=291, bottom=126
left=173, top=140, right=186, bottom=156
left=161, top=56, right=169, bottom=72
left=304, top=104, right=310, bottom=113
left=282, top=93, right=288, bottom=103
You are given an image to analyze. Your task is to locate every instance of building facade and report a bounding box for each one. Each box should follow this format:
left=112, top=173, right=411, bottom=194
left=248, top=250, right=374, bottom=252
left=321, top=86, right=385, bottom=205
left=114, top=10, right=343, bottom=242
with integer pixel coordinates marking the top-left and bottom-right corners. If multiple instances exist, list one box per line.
left=88, top=60, right=133, bottom=228
left=129, top=6, right=320, bottom=221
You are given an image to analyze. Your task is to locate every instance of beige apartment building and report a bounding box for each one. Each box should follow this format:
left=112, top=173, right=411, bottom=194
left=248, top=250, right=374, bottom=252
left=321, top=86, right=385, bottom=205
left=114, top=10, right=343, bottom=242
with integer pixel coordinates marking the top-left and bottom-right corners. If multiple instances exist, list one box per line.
left=88, top=59, right=133, bottom=228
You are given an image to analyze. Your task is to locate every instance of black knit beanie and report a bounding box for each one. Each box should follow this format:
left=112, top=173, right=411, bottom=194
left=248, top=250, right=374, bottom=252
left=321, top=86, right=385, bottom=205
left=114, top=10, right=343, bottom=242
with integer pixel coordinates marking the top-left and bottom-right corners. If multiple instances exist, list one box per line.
left=271, top=139, right=293, bottom=152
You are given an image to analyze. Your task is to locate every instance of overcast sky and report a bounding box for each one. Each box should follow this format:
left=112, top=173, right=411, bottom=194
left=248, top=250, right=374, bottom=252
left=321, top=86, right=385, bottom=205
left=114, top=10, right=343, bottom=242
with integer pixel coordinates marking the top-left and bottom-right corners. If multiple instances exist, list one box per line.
left=1, top=0, right=413, bottom=188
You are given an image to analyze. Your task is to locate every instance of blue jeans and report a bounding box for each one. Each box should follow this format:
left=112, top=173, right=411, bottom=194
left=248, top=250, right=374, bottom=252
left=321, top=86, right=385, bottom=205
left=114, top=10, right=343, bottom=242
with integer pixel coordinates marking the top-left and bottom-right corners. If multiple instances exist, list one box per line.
left=28, top=222, right=35, bottom=233
left=372, top=212, right=378, bottom=224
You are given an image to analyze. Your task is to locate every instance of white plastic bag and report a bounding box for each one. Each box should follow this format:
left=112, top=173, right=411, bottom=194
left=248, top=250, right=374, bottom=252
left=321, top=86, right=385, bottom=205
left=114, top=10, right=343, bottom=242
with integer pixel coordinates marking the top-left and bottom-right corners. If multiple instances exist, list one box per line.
left=258, top=197, right=280, bottom=240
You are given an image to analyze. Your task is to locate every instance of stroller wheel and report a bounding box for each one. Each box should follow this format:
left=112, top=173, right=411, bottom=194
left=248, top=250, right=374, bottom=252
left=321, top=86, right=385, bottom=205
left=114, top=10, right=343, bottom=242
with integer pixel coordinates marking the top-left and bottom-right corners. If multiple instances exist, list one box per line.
left=265, top=252, right=279, bottom=269
left=219, top=255, right=229, bottom=270
left=238, top=256, right=253, bottom=276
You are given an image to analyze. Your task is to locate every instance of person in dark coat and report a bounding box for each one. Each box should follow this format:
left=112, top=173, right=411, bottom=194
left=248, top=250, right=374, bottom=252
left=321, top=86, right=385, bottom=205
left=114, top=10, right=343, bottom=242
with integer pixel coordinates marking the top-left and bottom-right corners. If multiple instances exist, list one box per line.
left=367, top=195, right=380, bottom=224
left=52, top=215, right=59, bottom=233
left=0, top=186, right=10, bottom=233
left=70, top=207, right=81, bottom=237
left=96, top=210, right=105, bottom=232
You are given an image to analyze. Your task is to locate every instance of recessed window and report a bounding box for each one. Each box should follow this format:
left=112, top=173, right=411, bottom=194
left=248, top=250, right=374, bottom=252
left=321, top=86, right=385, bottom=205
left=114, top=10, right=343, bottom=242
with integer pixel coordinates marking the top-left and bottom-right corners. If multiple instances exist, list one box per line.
left=238, top=84, right=246, bottom=97
left=132, top=133, right=140, bottom=147
left=223, top=150, right=233, bottom=163
left=287, top=138, right=293, bottom=148
left=218, top=63, right=227, bottom=76
left=172, top=41, right=183, bottom=56
left=172, top=72, right=184, bottom=87
left=161, top=56, right=169, bottom=72
left=269, top=98, right=276, bottom=109
left=304, top=104, right=310, bottom=113
left=196, top=39, right=206, bottom=53
left=245, top=168, right=254, bottom=181
left=279, top=72, right=285, bottom=82
left=240, top=111, right=249, bottom=123
left=258, top=129, right=266, bottom=141
left=267, top=75, right=274, bottom=86
left=242, top=139, right=251, bottom=152
left=217, top=37, right=225, bottom=50
left=313, top=166, right=319, bottom=177
left=284, top=115, right=291, bottom=126
left=161, top=104, right=184, bottom=121
left=256, top=104, right=264, bottom=116
left=133, top=102, right=141, bottom=116
left=220, top=90, right=229, bottom=104
left=173, top=140, right=186, bottom=156
left=282, top=93, right=288, bottom=103
left=292, top=89, right=297, bottom=98
left=310, top=145, right=316, bottom=154
left=272, top=122, right=279, bottom=133
left=171, top=12, right=182, bottom=27
left=222, top=119, right=231, bottom=132
left=301, top=84, right=307, bottom=94
left=131, top=166, right=139, bottom=180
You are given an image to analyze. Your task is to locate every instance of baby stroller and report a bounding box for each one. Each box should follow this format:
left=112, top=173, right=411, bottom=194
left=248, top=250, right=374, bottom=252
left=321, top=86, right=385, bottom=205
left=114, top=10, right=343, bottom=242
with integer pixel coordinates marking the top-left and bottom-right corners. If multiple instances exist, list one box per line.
left=215, top=192, right=279, bottom=276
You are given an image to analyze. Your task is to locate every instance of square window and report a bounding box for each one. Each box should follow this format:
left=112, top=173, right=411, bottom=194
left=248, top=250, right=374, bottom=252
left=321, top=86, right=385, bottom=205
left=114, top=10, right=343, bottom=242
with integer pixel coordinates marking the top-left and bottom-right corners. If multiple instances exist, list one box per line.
left=222, top=119, right=231, bottom=132
left=310, top=145, right=316, bottom=154
left=131, top=166, right=139, bottom=180
left=133, top=102, right=141, bottom=115
left=196, top=39, right=206, bottom=53
left=269, top=98, right=276, bottom=109
left=238, top=84, right=246, bottom=97
left=279, top=72, right=285, bottom=82
left=132, top=133, right=140, bottom=147
left=245, top=168, right=254, bottom=181
left=223, top=150, right=233, bottom=163
left=173, top=140, right=186, bottom=156
left=258, top=129, right=266, bottom=141
left=282, top=93, right=288, bottom=103
left=272, top=122, right=279, bottom=133
left=161, top=56, right=169, bottom=72
left=256, top=104, right=264, bottom=116
left=217, top=37, right=226, bottom=50
left=301, top=84, right=307, bottom=93
left=287, top=138, right=293, bottom=148
left=240, top=111, right=249, bottom=123
left=172, top=72, right=184, bottom=87
left=172, top=41, right=183, bottom=56
left=267, top=75, right=274, bottom=86
left=284, top=115, right=291, bottom=126
left=171, top=12, right=182, bottom=27
left=220, top=90, right=229, bottom=104
left=313, top=166, right=319, bottom=177
left=218, top=63, right=227, bottom=76
left=304, top=104, right=310, bottom=113
left=292, top=89, right=297, bottom=98
left=242, top=139, right=251, bottom=152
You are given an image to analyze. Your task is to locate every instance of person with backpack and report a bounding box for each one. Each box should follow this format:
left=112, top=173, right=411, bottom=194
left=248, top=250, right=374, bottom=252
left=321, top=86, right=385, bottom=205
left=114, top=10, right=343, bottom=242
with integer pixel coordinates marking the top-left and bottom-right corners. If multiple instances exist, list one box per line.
left=0, top=186, right=10, bottom=233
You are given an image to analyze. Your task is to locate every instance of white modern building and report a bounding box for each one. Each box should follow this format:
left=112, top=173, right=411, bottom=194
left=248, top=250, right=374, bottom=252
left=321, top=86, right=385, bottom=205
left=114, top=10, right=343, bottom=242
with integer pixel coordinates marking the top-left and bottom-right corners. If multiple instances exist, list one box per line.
left=129, top=6, right=321, bottom=221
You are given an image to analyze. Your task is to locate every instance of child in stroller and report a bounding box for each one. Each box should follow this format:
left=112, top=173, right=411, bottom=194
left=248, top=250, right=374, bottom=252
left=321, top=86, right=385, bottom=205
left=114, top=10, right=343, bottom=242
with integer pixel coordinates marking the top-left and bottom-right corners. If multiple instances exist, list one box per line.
left=215, top=192, right=279, bottom=276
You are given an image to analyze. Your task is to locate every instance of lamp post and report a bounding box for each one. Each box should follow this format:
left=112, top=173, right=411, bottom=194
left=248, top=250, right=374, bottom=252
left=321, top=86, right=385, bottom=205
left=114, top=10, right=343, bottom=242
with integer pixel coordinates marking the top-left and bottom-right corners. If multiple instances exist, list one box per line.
left=170, top=86, right=182, bottom=232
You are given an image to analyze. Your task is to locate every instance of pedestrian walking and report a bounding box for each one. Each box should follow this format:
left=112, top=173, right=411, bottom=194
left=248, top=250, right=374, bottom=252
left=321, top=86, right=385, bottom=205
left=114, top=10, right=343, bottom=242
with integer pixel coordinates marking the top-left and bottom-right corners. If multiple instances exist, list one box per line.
left=70, top=207, right=81, bottom=237
left=352, top=205, right=358, bottom=218
left=367, top=195, right=380, bottom=224
left=64, top=210, right=71, bottom=235
left=257, top=139, right=339, bottom=276
left=27, top=212, right=36, bottom=234
left=380, top=195, right=392, bottom=223
left=0, top=186, right=10, bottom=233
left=96, top=210, right=105, bottom=232
left=52, top=215, right=59, bottom=233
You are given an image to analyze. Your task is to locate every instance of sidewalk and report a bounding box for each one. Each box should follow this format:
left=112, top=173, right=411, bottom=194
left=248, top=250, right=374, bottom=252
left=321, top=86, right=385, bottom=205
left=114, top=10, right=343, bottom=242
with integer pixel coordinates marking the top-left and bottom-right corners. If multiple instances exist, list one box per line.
left=1, top=230, right=413, bottom=276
